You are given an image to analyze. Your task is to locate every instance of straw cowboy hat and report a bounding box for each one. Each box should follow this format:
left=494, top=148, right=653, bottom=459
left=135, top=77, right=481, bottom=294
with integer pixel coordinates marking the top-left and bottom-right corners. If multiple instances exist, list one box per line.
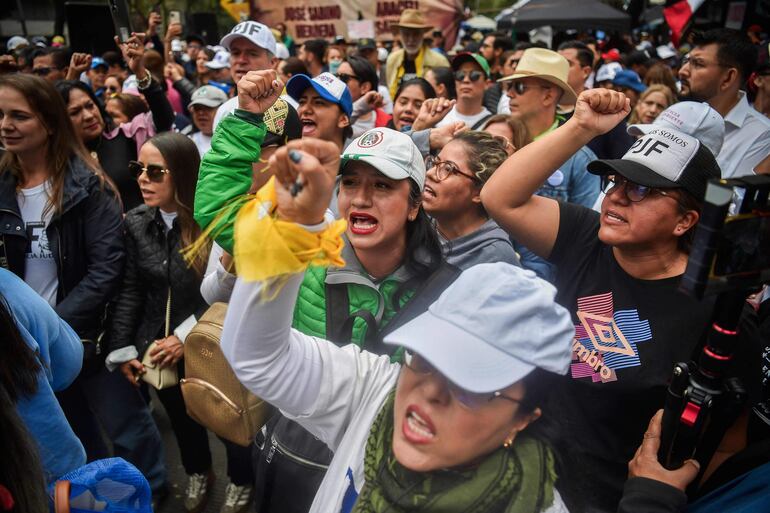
left=393, top=9, right=433, bottom=31
left=499, top=48, right=578, bottom=104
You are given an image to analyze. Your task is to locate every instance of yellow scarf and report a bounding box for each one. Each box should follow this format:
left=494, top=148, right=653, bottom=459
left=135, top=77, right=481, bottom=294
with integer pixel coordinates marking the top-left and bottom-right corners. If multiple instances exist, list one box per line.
left=233, top=177, right=347, bottom=297
left=390, top=46, right=426, bottom=98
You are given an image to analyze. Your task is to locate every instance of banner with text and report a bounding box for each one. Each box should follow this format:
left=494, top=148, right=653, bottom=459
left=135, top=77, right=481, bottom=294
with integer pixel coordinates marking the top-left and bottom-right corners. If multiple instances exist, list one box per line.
left=256, top=0, right=463, bottom=47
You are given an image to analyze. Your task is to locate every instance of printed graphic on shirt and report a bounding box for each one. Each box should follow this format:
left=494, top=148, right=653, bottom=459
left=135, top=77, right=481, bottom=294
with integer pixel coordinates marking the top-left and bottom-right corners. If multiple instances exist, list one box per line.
left=570, top=291, right=652, bottom=383
left=25, top=221, right=52, bottom=259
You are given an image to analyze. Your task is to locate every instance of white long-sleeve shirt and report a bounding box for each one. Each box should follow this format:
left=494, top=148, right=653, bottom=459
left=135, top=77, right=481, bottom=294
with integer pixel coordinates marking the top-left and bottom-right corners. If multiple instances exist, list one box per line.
left=222, top=272, right=398, bottom=512
left=222, top=270, right=568, bottom=513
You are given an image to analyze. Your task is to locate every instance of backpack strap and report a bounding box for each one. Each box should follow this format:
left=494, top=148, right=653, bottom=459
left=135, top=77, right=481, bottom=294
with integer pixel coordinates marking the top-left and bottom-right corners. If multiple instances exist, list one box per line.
left=325, top=282, right=351, bottom=344
left=377, top=262, right=462, bottom=349
left=470, top=113, right=493, bottom=131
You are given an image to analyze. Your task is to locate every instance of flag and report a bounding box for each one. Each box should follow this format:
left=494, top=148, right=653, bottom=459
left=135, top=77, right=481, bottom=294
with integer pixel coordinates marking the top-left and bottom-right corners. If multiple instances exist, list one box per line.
left=664, top=0, right=706, bottom=46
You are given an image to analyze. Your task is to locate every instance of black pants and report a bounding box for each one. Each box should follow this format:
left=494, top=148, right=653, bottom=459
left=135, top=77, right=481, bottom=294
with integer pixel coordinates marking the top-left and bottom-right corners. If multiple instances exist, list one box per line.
left=156, top=377, right=212, bottom=475
left=56, top=366, right=167, bottom=492
left=155, top=361, right=253, bottom=483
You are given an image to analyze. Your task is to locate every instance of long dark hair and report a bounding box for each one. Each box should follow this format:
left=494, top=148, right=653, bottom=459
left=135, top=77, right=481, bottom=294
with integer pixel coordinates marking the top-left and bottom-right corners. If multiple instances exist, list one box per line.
left=146, top=132, right=208, bottom=275
left=0, top=294, right=48, bottom=513
left=0, top=294, right=41, bottom=402
left=55, top=79, right=114, bottom=132
left=0, top=386, right=48, bottom=513
left=392, top=180, right=443, bottom=308
left=0, top=74, right=105, bottom=217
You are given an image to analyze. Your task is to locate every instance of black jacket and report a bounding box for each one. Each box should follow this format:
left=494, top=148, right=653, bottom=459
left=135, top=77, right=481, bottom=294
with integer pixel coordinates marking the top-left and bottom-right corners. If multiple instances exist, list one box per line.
left=107, top=205, right=208, bottom=355
left=88, top=78, right=175, bottom=212
left=0, top=158, right=125, bottom=339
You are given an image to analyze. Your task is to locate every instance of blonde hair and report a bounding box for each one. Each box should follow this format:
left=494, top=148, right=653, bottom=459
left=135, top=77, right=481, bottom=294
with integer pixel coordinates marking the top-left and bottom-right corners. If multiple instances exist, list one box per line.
left=628, top=84, right=676, bottom=125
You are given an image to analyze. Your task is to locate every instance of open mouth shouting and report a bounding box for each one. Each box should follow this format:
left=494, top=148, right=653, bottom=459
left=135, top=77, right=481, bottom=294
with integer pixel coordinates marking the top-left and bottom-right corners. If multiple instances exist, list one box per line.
left=301, top=117, right=317, bottom=136
left=403, top=404, right=436, bottom=444
left=349, top=211, right=378, bottom=235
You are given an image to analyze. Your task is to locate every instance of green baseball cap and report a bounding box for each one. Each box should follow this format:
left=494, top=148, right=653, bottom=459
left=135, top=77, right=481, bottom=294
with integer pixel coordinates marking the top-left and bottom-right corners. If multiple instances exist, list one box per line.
left=451, top=52, right=490, bottom=78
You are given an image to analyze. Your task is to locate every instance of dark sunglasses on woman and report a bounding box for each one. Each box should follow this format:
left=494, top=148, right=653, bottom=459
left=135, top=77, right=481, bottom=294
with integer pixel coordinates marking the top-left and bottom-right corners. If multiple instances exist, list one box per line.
left=454, top=70, right=484, bottom=82
left=128, top=160, right=170, bottom=182
left=336, top=73, right=358, bottom=84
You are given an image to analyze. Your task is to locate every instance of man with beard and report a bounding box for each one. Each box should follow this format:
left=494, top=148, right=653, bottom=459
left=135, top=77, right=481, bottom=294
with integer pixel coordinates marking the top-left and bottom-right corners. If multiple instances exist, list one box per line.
left=298, top=39, right=328, bottom=78
left=213, top=20, right=278, bottom=129
left=385, top=9, right=449, bottom=98
left=679, top=28, right=770, bottom=178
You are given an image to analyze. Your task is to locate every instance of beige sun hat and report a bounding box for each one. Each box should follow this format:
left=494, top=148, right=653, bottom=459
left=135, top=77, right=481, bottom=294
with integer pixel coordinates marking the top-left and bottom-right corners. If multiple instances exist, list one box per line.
left=393, top=9, right=433, bottom=31
left=499, top=48, right=578, bottom=105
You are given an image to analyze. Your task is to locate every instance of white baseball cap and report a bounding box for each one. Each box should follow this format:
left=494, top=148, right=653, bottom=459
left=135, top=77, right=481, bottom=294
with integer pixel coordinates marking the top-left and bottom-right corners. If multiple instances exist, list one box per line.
left=275, top=42, right=290, bottom=60
left=220, top=21, right=277, bottom=55
left=189, top=85, right=229, bottom=108
left=205, top=50, right=231, bottom=70
left=286, top=72, right=353, bottom=116
left=595, top=62, right=623, bottom=83
left=7, top=36, right=29, bottom=52
left=627, top=101, right=725, bottom=157
left=341, top=128, right=426, bottom=191
left=384, top=263, right=574, bottom=393
left=656, top=44, right=677, bottom=61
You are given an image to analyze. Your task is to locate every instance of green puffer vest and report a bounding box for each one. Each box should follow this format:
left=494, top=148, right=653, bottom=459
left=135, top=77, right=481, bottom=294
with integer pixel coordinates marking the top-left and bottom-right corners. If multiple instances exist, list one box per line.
left=292, top=242, right=414, bottom=350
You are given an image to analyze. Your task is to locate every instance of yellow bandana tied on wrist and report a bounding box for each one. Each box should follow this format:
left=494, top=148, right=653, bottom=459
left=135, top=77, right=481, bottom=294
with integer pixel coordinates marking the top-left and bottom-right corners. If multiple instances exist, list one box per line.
left=234, top=177, right=347, bottom=296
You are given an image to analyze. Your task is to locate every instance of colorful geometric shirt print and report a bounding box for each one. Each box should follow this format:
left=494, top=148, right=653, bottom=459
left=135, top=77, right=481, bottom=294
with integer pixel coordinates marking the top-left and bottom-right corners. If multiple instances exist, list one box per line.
left=570, top=291, right=652, bottom=383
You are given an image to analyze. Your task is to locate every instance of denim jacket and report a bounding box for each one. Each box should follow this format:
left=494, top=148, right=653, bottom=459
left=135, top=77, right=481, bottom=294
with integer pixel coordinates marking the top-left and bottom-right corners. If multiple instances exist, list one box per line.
left=536, top=145, right=600, bottom=208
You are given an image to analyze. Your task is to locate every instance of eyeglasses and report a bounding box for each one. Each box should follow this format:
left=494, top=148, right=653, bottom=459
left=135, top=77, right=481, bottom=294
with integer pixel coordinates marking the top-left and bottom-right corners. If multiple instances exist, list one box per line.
left=454, top=70, right=484, bottom=82
left=336, top=73, right=358, bottom=83
left=425, top=155, right=478, bottom=182
left=602, top=174, right=683, bottom=205
left=32, top=67, right=56, bottom=76
left=509, top=81, right=550, bottom=95
left=128, top=160, right=170, bottom=182
left=403, top=351, right=523, bottom=410
left=506, top=58, right=520, bottom=68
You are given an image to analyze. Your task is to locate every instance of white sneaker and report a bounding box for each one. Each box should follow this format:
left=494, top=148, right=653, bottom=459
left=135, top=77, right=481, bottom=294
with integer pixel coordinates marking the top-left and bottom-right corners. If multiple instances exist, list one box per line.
left=184, top=472, right=214, bottom=513
left=220, top=482, right=253, bottom=513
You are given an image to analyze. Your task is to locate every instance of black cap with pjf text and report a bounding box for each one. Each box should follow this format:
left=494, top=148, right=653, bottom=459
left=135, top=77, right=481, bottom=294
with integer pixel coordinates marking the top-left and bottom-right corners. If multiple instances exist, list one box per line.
left=587, top=126, right=721, bottom=201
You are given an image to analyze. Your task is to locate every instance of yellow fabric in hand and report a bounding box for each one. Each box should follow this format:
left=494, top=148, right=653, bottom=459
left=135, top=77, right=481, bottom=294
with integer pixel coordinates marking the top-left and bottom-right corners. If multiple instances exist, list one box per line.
left=234, top=177, right=347, bottom=288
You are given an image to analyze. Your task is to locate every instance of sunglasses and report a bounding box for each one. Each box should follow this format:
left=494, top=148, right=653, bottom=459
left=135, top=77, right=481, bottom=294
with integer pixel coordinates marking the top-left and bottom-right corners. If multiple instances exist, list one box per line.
left=336, top=73, right=358, bottom=83
left=425, top=155, right=478, bottom=182
left=403, top=351, right=522, bottom=410
left=32, top=67, right=57, bottom=76
left=454, top=70, right=485, bottom=82
left=128, top=160, right=170, bottom=182
left=601, top=174, right=682, bottom=205
left=509, top=81, right=550, bottom=95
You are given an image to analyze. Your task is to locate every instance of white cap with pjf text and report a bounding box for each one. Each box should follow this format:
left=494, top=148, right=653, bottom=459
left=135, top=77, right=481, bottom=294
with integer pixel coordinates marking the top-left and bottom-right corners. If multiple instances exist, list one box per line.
left=220, top=21, right=277, bottom=55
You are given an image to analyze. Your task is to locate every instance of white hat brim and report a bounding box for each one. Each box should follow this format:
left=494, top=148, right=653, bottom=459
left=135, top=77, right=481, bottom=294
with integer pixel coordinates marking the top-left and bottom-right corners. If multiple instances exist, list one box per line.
left=342, top=155, right=422, bottom=189
left=384, top=309, right=536, bottom=393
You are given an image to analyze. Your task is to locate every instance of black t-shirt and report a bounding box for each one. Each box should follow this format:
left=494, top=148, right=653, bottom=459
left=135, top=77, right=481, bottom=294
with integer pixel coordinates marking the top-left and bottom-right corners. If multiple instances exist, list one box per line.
left=548, top=202, right=714, bottom=512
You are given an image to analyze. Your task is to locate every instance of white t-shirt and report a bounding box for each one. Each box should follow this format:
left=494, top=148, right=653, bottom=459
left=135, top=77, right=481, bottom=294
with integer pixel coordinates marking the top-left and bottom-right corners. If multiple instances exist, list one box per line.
left=435, top=105, right=492, bottom=129
left=18, top=181, right=57, bottom=306
left=213, top=96, right=239, bottom=131
left=190, top=131, right=212, bottom=158
left=159, top=209, right=177, bottom=231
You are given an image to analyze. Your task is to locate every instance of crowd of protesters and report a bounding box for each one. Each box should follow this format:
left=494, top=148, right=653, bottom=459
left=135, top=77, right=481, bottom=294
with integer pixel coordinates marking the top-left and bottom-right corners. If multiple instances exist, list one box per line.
left=0, top=7, right=768, bottom=513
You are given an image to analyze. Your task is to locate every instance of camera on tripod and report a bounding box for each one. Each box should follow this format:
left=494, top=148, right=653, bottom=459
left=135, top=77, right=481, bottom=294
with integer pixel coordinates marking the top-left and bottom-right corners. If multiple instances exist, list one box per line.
left=658, top=175, right=770, bottom=478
